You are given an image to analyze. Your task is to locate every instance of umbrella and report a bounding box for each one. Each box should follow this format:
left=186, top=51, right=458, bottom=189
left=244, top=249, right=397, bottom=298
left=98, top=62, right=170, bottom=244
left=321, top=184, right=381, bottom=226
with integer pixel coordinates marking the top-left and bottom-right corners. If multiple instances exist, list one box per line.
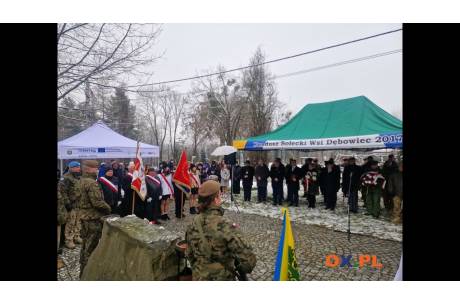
left=211, top=145, right=237, bottom=156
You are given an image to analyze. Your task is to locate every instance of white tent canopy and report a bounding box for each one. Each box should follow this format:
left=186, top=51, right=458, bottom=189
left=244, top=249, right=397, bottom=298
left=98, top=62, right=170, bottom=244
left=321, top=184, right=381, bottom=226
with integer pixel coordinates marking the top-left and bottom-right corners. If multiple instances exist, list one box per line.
left=58, top=120, right=159, bottom=160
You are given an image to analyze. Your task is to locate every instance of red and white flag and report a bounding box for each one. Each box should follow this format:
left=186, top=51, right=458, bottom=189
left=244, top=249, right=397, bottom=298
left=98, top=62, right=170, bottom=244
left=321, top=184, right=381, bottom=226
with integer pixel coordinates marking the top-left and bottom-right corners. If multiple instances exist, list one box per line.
left=131, top=141, right=147, bottom=201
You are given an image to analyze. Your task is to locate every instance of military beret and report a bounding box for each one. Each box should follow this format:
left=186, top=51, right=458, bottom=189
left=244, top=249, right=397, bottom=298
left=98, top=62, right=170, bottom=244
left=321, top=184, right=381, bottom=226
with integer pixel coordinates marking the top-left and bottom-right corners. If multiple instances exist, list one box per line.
left=68, top=161, right=80, bottom=168
left=82, top=160, right=99, bottom=168
left=198, top=180, right=221, bottom=197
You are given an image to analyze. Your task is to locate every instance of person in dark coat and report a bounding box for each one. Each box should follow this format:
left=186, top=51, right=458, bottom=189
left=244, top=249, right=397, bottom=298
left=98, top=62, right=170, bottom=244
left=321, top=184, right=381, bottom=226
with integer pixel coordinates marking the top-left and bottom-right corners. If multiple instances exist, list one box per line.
left=382, top=154, right=399, bottom=213
left=387, top=161, right=403, bottom=224
left=111, top=161, right=123, bottom=199
left=270, top=159, right=284, bottom=206
left=145, top=167, right=163, bottom=225
left=197, top=163, right=207, bottom=184
left=320, top=160, right=341, bottom=210
left=304, top=162, right=320, bottom=208
left=207, top=160, right=221, bottom=182
left=120, top=161, right=136, bottom=217
left=241, top=160, right=255, bottom=202
left=232, top=161, right=241, bottom=194
left=285, top=159, right=302, bottom=206
left=342, top=157, right=363, bottom=213
left=255, top=159, right=270, bottom=203
left=301, top=158, right=313, bottom=197
left=98, top=166, right=120, bottom=213
left=276, top=158, right=286, bottom=201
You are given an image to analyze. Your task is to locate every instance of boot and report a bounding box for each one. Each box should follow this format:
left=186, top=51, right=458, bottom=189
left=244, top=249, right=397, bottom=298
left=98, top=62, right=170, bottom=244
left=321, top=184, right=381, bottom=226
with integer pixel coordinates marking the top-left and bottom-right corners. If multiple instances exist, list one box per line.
left=74, top=237, right=83, bottom=244
left=65, top=240, right=76, bottom=249
left=190, top=207, right=197, bottom=214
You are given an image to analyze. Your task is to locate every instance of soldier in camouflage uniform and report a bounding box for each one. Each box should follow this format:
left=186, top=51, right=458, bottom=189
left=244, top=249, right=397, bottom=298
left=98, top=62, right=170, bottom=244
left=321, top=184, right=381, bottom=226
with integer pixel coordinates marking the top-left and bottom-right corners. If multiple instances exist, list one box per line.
left=57, top=182, right=68, bottom=252
left=185, top=180, right=256, bottom=280
left=78, top=160, right=111, bottom=278
left=60, top=161, right=82, bottom=249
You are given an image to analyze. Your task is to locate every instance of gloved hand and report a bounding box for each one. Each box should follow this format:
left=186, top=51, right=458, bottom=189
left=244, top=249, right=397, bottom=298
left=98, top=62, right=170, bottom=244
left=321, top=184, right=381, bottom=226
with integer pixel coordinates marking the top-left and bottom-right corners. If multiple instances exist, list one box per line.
left=159, top=195, right=162, bottom=200
left=117, top=201, right=122, bottom=206
left=147, top=197, right=152, bottom=203
left=121, top=189, right=125, bottom=198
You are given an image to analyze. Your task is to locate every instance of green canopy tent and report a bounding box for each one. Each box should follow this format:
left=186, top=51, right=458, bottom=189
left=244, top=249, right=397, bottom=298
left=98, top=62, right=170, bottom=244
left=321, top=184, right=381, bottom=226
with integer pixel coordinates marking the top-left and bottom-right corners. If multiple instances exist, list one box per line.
left=233, top=96, right=402, bottom=151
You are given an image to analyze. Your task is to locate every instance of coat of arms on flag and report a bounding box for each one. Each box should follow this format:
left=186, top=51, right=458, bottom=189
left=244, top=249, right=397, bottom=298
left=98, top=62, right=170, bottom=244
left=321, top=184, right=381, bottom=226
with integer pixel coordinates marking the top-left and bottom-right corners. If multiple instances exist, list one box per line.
left=131, top=141, right=147, bottom=201
left=172, top=150, right=191, bottom=197
left=273, top=208, right=300, bottom=280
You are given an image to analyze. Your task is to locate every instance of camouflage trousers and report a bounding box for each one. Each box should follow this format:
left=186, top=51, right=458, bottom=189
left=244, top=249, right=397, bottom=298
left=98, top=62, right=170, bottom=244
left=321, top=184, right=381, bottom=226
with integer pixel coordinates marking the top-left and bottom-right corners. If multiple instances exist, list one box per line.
left=365, top=188, right=382, bottom=218
left=64, top=208, right=81, bottom=242
left=392, top=196, right=402, bottom=224
left=79, top=219, right=102, bottom=278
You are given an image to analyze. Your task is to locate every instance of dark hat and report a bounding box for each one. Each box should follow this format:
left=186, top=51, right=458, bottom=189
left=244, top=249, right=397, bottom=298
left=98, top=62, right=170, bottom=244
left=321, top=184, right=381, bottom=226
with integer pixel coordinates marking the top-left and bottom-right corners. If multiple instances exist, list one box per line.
left=82, top=160, right=99, bottom=168
left=370, top=160, right=379, bottom=166
left=198, top=180, right=221, bottom=197
left=104, top=164, right=113, bottom=172
left=245, top=160, right=251, bottom=164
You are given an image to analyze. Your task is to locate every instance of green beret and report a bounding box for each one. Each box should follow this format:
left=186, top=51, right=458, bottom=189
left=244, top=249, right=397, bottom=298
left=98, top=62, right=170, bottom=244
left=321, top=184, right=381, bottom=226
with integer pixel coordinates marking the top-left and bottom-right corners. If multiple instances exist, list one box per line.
left=82, top=160, right=99, bottom=168
left=198, top=180, right=220, bottom=197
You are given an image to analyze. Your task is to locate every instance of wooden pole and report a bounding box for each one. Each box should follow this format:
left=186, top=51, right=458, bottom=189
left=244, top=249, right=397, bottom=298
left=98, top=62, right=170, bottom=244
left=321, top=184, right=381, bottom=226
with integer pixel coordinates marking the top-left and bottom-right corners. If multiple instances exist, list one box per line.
left=131, top=191, right=136, bottom=215
left=180, top=191, right=184, bottom=219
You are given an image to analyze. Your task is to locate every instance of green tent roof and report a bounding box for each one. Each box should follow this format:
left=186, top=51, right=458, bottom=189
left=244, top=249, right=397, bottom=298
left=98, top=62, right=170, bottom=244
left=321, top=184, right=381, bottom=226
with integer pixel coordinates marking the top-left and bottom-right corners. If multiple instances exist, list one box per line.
left=248, top=96, right=402, bottom=141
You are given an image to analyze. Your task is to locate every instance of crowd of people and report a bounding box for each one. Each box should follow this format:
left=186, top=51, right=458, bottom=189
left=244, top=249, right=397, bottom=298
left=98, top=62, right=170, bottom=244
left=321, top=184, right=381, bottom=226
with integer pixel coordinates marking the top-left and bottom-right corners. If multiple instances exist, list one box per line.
left=229, top=154, right=402, bottom=224
left=57, top=154, right=402, bottom=276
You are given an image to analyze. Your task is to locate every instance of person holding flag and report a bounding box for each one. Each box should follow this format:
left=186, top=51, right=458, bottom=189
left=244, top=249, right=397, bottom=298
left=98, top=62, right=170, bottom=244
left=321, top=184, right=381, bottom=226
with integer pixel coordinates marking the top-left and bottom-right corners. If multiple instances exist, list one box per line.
left=145, top=167, right=163, bottom=225
left=131, top=142, right=148, bottom=219
left=173, top=150, right=191, bottom=218
left=158, top=166, right=174, bottom=220
left=273, top=208, right=300, bottom=280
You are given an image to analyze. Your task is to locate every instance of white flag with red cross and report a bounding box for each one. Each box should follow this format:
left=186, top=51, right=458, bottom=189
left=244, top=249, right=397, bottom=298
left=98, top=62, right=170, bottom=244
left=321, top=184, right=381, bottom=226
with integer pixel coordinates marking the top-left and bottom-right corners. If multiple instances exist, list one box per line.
left=131, top=141, right=147, bottom=201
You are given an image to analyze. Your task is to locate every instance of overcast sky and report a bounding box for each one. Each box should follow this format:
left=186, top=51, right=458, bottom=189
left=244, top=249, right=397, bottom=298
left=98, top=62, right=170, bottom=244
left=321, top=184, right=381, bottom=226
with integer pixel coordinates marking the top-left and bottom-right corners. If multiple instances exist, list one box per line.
left=142, top=23, right=402, bottom=119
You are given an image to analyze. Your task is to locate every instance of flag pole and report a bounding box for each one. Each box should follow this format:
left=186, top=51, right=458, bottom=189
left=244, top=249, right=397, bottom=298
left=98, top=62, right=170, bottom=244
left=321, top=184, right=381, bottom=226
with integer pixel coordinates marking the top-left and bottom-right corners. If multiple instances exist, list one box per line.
left=132, top=191, right=135, bottom=215
left=181, top=191, right=184, bottom=219
left=347, top=172, right=353, bottom=242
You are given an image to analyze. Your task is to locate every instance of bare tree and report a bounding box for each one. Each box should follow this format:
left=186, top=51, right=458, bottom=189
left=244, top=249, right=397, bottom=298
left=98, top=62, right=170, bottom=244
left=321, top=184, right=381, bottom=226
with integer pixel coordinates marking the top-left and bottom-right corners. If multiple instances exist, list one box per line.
left=167, top=91, right=188, bottom=162
left=183, top=93, right=212, bottom=156
left=242, top=47, right=282, bottom=137
left=139, top=89, right=170, bottom=161
left=196, top=67, right=247, bottom=146
left=58, top=23, right=162, bottom=102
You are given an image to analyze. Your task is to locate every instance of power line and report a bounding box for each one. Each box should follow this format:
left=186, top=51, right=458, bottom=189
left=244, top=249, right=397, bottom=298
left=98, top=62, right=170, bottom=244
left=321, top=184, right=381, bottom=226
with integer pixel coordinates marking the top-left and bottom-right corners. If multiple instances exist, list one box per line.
left=117, top=28, right=402, bottom=89
left=272, top=49, right=402, bottom=80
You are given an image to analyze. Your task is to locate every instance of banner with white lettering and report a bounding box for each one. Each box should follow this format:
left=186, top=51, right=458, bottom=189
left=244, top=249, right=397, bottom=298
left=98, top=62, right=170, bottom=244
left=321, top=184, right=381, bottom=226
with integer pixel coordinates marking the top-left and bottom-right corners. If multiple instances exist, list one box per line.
left=243, top=132, right=402, bottom=151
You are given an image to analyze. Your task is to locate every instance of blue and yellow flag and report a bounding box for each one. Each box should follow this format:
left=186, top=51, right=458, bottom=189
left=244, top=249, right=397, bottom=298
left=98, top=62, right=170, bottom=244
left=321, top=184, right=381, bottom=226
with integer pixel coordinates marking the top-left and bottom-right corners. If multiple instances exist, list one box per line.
left=273, top=208, right=300, bottom=280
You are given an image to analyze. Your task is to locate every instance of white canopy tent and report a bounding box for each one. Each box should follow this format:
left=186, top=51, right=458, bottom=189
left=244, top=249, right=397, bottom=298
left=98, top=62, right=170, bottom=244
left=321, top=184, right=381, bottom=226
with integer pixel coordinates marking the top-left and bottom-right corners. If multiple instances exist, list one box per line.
left=58, top=121, right=159, bottom=172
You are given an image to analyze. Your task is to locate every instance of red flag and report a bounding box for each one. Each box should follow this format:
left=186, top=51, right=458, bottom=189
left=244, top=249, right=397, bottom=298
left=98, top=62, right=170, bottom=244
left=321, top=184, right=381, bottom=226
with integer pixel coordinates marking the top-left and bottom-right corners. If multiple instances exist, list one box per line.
left=131, top=141, right=147, bottom=200
left=173, top=150, right=191, bottom=197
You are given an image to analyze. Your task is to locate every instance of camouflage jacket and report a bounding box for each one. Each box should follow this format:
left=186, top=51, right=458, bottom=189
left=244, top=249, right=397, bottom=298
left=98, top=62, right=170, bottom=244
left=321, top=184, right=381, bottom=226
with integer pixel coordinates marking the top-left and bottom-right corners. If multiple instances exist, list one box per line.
left=185, top=206, right=256, bottom=280
left=57, top=184, right=68, bottom=225
left=78, top=172, right=111, bottom=221
left=59, top=172, right=80, bottom=210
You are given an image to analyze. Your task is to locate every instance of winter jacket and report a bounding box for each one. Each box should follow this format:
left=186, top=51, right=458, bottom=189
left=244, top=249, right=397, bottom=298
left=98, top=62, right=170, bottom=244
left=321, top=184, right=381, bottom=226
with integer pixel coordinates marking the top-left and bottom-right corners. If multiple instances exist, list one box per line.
left=320, top=168, right=341, bottom=193
left=98, top=175, right=119, bottom=209
left=285, top=164, right=303, bottom=189
left=270, top=164, right=284, bottom=184
left=382, top=160, right=399, bottom=179
left=342, top=164, right=363, bottom=194
left=241, top=165, right=255, bottom=186
left=387, top=171, right=403, bottom=198
left=255, top=164, right=270, bottom=187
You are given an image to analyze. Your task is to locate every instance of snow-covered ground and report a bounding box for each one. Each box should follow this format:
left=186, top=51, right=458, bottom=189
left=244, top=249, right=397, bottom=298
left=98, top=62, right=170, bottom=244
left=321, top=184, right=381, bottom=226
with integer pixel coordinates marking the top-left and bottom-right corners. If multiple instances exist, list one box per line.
left=222, top=185, right=402, bottom=242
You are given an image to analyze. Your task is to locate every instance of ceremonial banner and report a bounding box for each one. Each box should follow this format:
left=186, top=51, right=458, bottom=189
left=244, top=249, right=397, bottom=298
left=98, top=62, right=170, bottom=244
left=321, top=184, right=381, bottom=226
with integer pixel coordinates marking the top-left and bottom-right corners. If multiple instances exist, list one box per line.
left=173, top=150, right=191, bottom=197
left=131, top=142, right=147, bottom=201
left=274, top=208, right=300, bottom=281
